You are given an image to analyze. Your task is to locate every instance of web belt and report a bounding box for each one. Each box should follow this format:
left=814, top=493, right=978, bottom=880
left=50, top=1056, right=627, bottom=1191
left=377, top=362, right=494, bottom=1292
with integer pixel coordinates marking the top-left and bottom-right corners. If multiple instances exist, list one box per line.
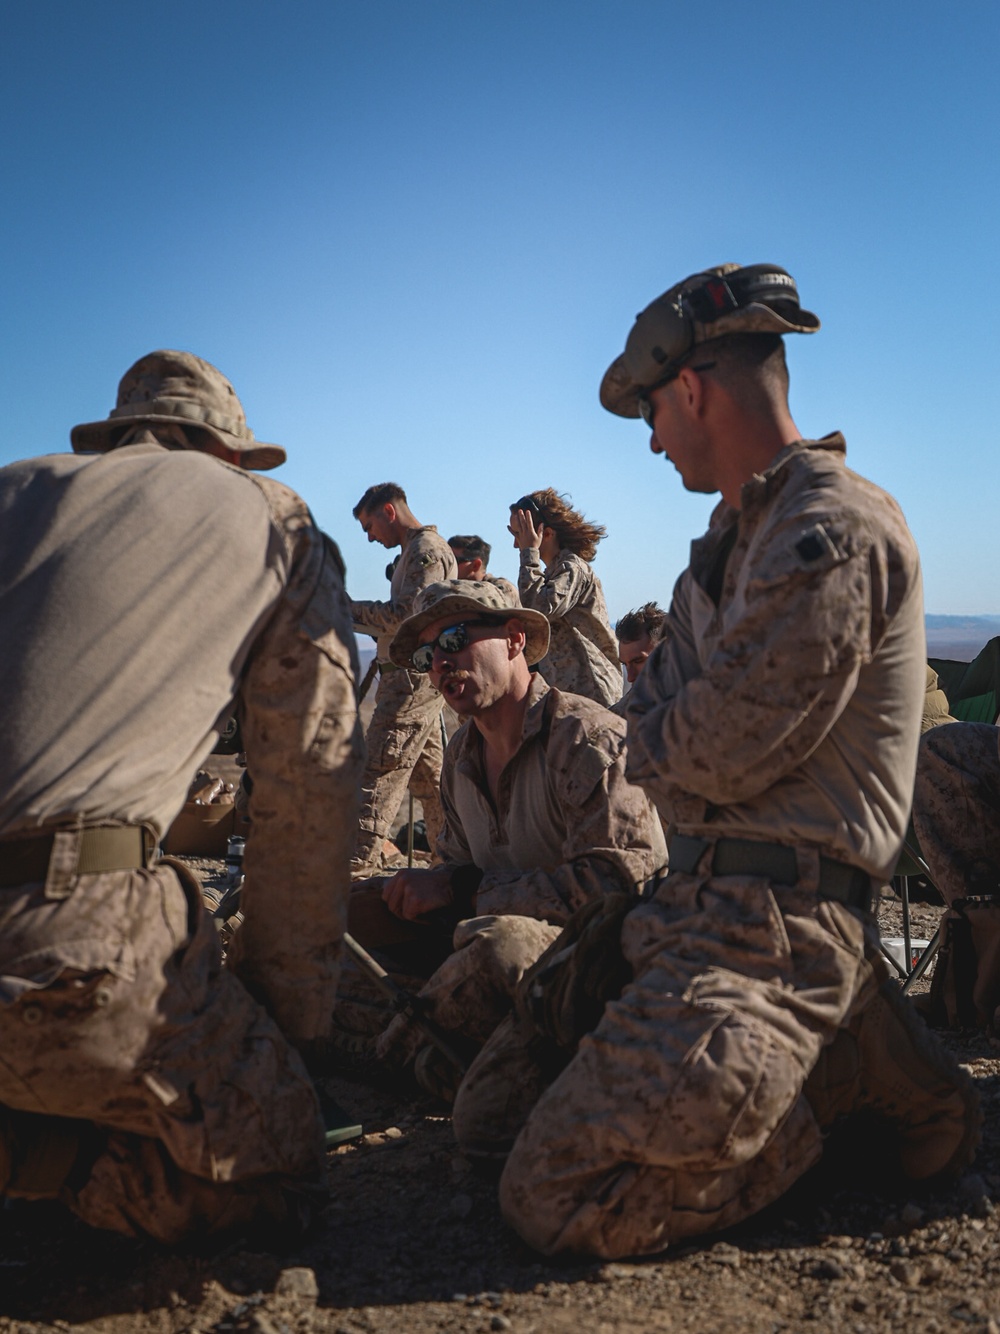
left=668, top=834, right=874, bottom=911
left=0, top=825, right=153, bottom=888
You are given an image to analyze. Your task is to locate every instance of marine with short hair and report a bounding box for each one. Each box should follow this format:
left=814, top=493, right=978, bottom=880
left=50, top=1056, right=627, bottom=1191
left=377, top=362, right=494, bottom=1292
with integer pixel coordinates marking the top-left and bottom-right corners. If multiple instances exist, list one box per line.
left=447, top=533, right=518, bottom=601
left=455, top=263, right=980, bottom=1258
left=350, top=483, right=457, bottom=872
left=0, top=351, right=362, bottom=1242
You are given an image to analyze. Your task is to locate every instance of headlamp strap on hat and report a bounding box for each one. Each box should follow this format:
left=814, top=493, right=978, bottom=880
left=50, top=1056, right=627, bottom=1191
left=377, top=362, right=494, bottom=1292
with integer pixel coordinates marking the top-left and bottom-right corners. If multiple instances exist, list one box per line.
left=683, top=266, right=800, bottom=326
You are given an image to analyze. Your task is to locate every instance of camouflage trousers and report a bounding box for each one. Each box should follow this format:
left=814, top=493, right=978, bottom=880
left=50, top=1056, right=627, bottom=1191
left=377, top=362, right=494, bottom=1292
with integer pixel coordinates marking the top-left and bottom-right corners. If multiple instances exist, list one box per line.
left=912, top=721, right=1000, bottom=906
left=376, top=915, right=562, bottom=1067
left=453, top=863, right=878, bottom=1258
left=354, top=668, right=445, bottom=871
left=0, top=862, right=325, bottom=1243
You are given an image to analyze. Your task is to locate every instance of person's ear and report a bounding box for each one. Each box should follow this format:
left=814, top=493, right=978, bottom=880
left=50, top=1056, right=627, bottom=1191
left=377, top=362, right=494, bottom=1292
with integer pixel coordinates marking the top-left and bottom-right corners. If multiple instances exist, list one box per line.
left=505, top=619, right=527, bottom=658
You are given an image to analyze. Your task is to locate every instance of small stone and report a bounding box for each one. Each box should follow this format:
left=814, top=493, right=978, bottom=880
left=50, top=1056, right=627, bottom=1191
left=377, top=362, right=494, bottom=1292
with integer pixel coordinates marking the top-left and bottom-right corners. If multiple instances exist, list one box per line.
left=972, top=1195, right=994, bottom=1219
left=923, top=1256, right=947, bottom=1282
left=449, top=1192, right=474, bottom=1219
left=599, top=1263, right=636, bottom=1280
left=889, top=1258, right=922, bottom=1288
left=710, top=1242, right=741, bottom=1267
left=275, top=1267, right=319, bottom=1302
left=900, top=1202, right=925, bottom=1228
left=383, top=1126, right=403, bottom=1138
left=247, top=1315, right=280, bottom=1334
left=811, top=1257, right=846, bottom=1281
left=490, top=1319, right=512, bottom=1332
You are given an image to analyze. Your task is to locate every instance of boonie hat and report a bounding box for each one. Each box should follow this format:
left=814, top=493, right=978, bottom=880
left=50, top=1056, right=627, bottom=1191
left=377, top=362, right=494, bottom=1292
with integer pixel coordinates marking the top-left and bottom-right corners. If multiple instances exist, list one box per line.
left=389, top=579, right=550, bottom=669
left=600, top=263, right=820, bottom=418
left=70, top=350, right=287, bottom=470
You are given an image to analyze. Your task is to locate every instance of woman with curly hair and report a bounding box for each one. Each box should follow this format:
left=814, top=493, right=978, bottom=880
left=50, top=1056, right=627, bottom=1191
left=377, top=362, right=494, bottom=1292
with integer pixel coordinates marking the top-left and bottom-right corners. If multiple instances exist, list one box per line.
left=507, top=488, right=622, bottom=706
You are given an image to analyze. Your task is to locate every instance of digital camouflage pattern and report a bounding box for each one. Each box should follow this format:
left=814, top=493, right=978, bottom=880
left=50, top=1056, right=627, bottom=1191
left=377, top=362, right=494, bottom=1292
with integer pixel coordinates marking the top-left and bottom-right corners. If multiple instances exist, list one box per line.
left=455, top=434, right=950, bottom=1257
left=0, top=434, right=362, bottom=1239
left=353, top=669, right=446, bottom=868
left=351, top=526, right=457, bottom=869
left=456, top=871, right=878, bottom=1254
left=0, top=861, right=324, bottom=1242
left=438, top=675, right=666, bottom=922
left=626, top=435, right=926, bottom=882
left=517, top=548, right=622, bottom=707
left=377, top=914, right=561, bottom=1068
left=482, top=572, right=519, bottom=601
left=375, top=676, right=665, bottom=1070
left=350, top=525, right=457, bottom=665
left=912, top=721, right=1000, bottom=905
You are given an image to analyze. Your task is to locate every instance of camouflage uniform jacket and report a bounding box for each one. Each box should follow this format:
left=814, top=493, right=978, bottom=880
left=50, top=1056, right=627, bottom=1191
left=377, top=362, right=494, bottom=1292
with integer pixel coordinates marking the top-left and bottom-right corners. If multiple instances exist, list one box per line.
left=626, top=433, right=925, bottom=880
left=438, top=674, right=666, bottom=923
left=0, top=441, right=363, bottom=1043
left=351, top=526, right=457, bottom=663
left=518, top=548, right=622, bottom=706
left=483, top=572, right=519, bottom=602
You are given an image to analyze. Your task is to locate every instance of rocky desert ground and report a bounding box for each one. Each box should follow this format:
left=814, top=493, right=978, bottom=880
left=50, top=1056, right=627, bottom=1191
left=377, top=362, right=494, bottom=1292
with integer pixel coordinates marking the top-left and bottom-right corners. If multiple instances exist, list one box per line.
left=4, top=880, right=1000, bottom=1334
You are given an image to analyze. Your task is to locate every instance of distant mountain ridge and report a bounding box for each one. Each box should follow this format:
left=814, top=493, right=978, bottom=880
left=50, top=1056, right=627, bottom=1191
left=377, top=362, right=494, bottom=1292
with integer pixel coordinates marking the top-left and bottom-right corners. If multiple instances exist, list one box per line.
left=926, top=615, right=1000, bottom=662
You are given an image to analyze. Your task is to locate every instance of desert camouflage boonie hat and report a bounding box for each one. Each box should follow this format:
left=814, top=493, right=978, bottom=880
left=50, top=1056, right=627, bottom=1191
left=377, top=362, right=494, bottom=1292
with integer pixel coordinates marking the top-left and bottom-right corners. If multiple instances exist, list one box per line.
left=389, top=579, right=550, bottom=670
left=600, top=263, right=820, bottom=418
left=70, top=350, right=287, bottom=470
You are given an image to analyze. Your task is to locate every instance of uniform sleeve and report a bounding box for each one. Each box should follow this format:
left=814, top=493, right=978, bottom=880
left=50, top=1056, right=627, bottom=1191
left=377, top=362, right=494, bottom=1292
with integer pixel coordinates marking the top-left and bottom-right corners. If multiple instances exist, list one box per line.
left=351, top=533, right=456, bottom=638
left=517, top=550, right=591, bottom=620
left=626, top=511, right=875, bottom=806
left=229, top=515, right=364, bottom=1046
left=473, top=716, right=667, bottom=924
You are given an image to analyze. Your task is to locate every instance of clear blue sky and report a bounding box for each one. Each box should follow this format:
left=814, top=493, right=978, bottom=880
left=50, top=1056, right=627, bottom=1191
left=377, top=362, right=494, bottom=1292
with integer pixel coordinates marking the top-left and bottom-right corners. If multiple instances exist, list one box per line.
left=3, top=1, right=998, bottom=619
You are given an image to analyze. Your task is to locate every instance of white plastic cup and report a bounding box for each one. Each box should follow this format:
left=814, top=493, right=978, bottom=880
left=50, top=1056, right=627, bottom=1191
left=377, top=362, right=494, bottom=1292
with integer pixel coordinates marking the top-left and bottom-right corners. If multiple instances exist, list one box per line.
left=881, top=936, right=930, bottom=973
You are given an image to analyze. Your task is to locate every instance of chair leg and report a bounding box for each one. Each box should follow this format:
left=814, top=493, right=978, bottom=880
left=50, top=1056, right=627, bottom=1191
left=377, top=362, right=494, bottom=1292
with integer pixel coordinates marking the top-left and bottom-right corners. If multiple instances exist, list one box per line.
left=902, top=924, right=942, bottom=996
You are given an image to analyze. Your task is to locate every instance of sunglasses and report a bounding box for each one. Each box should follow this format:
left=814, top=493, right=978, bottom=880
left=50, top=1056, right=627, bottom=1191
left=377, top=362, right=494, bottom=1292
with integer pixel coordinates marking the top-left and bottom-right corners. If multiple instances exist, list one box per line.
left=637, top=361, right=716, bottom=428
left=509, top=495, right=542, bottom=517
left=411, top=620, right=500, bottom=673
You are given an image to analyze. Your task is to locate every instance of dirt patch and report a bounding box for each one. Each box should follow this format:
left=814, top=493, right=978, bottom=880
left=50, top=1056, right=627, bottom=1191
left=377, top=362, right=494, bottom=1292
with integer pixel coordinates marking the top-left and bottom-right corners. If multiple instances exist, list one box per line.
left=3, top=889, right=1000, bottom=1334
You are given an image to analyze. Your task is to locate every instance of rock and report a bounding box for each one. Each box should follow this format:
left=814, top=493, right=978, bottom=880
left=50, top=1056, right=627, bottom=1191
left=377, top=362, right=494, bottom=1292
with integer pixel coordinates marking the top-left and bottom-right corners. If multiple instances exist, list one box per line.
left=889, top=1258, right=922, bottom=1288
left=900, top=1202, right=925, bottom=1228
left=275, top=1267, right=319, bottom=1302
left=384, top=1126, right=403, bottom=1138
left=490, top=1319, right=512, bottom=1332
left=811, top=1257, right=846, bottom=1281
left=246, top=1315, right=281, bottom=1334
left=599, top=1263, right=638, bottom=1281
left=709, top=1243, right=741, bottom=1267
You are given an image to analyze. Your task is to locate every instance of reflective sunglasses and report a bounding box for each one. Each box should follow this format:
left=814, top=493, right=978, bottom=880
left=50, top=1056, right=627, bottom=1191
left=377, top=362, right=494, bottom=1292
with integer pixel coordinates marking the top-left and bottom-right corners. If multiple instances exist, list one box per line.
left=411, top=620, right=499, bottom=673
left=637, top=360, right=716, bottom=428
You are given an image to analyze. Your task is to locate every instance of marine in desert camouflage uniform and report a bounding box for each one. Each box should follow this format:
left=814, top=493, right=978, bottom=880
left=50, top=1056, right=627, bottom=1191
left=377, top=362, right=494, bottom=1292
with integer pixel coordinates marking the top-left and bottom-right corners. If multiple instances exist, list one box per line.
left=0, top=352, right=362, bottom=1243
left=912, top=721, right=1000, bottom=907
left=448, top=533, right=519, bottom=602
left=454, top=264, right=980, bottom=1259
left=509, top=490, right=622, bottom=707
left=367, top=580, right=665, bottom=1086
left=350, top=484, right=457, bottom=871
